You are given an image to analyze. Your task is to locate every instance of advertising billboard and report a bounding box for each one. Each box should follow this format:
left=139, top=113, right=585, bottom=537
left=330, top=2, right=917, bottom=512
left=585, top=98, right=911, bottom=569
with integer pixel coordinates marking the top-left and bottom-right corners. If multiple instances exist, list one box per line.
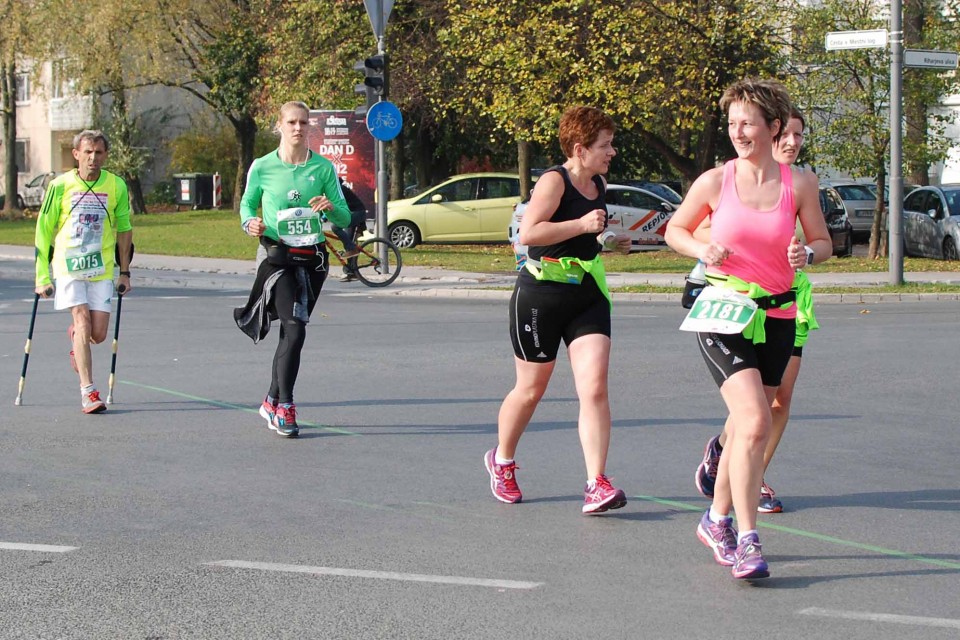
left=307, top=110, right=376, bottom=216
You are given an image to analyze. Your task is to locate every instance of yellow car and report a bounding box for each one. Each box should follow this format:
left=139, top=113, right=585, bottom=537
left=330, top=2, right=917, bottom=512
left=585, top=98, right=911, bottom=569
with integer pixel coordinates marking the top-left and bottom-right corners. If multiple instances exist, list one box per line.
left=387, top=173, right=527, bottom=248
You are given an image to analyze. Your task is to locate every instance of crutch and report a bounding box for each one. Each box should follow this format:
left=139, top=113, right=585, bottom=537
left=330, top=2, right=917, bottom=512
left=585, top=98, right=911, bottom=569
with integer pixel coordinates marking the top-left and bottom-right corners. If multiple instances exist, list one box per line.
left=15, top=285, right=53, bottom=406
left=106, top=282, right=127, bottom=406
left=106, top=241, right=134, bottom=405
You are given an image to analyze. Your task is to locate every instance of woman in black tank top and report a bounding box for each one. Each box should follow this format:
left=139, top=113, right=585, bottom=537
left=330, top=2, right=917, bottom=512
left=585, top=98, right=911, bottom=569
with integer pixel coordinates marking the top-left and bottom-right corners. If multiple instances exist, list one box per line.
left=483, top=106, right=632, bottom=515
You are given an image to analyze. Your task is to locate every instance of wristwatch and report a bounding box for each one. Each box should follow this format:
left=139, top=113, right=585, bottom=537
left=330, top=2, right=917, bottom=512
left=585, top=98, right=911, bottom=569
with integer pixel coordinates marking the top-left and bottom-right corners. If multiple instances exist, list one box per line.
left=120, top=270, right=131, bottom=276
left=804, top=246, right=815, bottom=266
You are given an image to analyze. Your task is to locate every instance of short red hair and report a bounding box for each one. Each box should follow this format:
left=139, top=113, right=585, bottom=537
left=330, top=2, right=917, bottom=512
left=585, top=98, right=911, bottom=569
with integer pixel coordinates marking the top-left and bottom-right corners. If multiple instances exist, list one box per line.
left=558, top=106, right=616, bottom=157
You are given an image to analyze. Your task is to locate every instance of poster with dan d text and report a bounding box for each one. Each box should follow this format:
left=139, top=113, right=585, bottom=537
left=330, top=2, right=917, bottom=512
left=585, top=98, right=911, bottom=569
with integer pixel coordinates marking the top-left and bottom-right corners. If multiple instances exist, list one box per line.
left=307, top=110, right=375, bottom=217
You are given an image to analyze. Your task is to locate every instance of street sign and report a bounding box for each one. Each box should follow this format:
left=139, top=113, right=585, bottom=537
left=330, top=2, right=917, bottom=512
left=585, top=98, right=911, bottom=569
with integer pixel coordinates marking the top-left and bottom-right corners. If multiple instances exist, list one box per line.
left=904, top=49, right=959, bottom=69
left=363, top=0, right=395, bottom=39
left=366, top=101, right=403, bottom=142
left=825, top=29, right=888, bottom=50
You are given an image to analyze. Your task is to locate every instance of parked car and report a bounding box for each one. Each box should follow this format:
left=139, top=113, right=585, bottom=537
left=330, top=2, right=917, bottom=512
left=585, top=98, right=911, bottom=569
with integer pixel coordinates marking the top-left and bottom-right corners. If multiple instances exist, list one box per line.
left=508, top=183, right=677, bottom=265
left=386, top=172, right=530, bottom=248
left=820, top=180, right=882, bottom=236
left=619, top=180, right=683, bottom=205
left=0, top=192, right=25, bottom=209
left=22, top=172, right=59, bottom=208
left=901, top=184, right=960, bottom=260
left=0, top=172, right=59, bottom=210
left=818, top=186, right=855, bottom=256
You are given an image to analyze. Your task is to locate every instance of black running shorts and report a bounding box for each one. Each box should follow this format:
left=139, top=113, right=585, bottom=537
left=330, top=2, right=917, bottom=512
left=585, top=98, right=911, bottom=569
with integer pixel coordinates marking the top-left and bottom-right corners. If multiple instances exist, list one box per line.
left=509, top=274, right=610, bottom=363
left=697, top=317, right=796, bottom=388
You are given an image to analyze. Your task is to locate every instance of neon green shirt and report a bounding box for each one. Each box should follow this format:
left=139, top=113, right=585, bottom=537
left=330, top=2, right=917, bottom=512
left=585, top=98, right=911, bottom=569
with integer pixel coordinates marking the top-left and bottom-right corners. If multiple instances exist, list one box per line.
left=34, top=169, right=131, bottom=286
left=239, top=150, right=351, bottom=242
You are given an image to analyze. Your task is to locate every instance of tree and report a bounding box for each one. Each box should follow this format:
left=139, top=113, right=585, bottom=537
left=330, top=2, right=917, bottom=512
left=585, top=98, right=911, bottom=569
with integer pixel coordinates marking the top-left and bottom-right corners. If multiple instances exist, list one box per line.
left=784, top=0, right=960, bottom=259
left=436, top=0, right=783, bottom=198
left=902, top=0, right=960, bottom=186
left=149, top=0, right=268, bottom=211
left=0, top=0, right=43, bottom=214
left=33, top=0, right=175, bottom=213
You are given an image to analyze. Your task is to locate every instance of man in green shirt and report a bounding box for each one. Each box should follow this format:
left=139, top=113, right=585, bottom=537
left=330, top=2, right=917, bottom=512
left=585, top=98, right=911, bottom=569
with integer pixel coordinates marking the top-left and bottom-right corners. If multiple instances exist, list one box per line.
left=34, top=130, right=133, bottom=414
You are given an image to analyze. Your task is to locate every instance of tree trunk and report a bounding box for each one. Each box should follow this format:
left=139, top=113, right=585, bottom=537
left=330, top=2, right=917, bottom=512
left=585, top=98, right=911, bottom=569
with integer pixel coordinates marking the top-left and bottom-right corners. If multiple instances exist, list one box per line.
left=389, top=131, right=404, bottom=201
left=868, top=168, right=887, bottom=259
left=414, top=124, right=436, bottom=192
left=2, top=61, right=18, bottom=214
left=233, top=114, right=258, bottom=212
left=517, top=137, right=532, bottom=201
left=127, top=176, right=147, bottom=214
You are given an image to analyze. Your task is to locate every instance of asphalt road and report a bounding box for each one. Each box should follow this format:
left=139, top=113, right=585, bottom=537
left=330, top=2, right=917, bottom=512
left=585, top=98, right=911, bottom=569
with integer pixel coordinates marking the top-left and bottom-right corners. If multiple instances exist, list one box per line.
left=1, top=277, right=958, bottom=639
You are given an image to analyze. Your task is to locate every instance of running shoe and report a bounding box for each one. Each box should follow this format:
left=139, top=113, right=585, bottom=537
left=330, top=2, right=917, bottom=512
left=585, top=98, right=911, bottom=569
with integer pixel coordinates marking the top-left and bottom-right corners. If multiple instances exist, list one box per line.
left=483, top=448, right=522, bottom=504
left=696, top=509, right=738, bottom=566
left=68, top=325, right=78, bottom=373
left=271, top=403, right=299, bottom=438
left=758, top=480, right=783, bottom=514
left=695, top=434, right=722, bottom=498
left=81, top=389, right=106, bottom=414
left=732, top=532, right=770, bottom=579
left=338, top=272, right=359, bottom=283
left=259, top=397, right=277, bottom=428
left=582, top=474, right=627, bottom=514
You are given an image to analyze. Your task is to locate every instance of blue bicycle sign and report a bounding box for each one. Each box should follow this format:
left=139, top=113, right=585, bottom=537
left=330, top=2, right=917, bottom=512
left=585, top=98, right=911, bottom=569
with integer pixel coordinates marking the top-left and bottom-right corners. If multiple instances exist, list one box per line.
left=366, top=101, right=403, bottom=141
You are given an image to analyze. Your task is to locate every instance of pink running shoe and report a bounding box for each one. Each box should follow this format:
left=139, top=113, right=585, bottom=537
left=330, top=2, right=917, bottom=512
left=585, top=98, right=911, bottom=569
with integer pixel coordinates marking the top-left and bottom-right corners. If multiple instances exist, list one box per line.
left=259, top=397, right=277, bottom=428
left=483, top=448, right=522, bottom=503
left=81, top=389, right=106, bottom=414
left=582, top=474, right=627, bottom=514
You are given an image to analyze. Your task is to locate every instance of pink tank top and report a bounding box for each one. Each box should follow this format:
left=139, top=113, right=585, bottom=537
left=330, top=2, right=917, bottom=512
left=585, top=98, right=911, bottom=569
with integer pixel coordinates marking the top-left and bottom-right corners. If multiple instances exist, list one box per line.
left=708, top=159, right=797, bottom=320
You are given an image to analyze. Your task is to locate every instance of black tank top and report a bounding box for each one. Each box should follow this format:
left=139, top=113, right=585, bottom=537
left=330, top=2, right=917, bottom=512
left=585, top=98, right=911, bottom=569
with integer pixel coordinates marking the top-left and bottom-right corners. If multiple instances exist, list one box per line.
left=528, top=165, right=606, bottom=262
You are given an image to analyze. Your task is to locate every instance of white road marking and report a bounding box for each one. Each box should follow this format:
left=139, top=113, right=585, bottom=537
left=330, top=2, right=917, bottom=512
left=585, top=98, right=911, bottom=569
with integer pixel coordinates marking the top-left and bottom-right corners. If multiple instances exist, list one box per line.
left=205, top=560, right=542, bottom=590
left=0, top=542, right=78, bottom=553
left=799, top=607, right=960, bottom=630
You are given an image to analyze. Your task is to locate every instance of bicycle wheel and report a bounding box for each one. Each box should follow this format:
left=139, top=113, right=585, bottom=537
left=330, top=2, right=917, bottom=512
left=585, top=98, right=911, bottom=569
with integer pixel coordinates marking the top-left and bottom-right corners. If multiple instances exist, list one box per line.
left=354, top=237, right=402, bottom=287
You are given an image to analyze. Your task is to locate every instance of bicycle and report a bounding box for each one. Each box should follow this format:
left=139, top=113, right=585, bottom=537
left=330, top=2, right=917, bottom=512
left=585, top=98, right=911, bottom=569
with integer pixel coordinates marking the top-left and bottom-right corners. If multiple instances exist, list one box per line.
left=323, top=228, right=402, bottom=287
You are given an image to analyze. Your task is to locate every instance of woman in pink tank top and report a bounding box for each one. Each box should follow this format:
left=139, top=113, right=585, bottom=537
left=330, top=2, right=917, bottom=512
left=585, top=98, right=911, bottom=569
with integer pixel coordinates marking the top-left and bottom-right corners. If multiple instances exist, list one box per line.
left=664, top=79, right=831, bottom=580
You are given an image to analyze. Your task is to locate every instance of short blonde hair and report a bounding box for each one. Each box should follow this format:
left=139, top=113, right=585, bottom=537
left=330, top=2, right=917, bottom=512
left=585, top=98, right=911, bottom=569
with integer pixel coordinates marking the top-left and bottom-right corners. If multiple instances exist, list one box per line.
left=719, top=79, right=792, bottom=140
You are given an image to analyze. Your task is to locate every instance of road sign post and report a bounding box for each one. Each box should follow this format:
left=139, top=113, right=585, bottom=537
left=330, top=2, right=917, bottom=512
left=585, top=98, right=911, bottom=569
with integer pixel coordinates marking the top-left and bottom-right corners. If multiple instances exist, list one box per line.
left=825, top=26, right=905, bottom=283
left=889, top=9, right=904, bottom=285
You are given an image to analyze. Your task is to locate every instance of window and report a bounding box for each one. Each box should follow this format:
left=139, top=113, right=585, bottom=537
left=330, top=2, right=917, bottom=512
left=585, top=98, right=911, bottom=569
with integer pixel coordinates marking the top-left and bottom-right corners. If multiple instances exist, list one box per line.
left=430, top=178, right=478, bottom=203
left=944, top=189, right=960, bottom=217
left=15, top=140, right=28, bottom=173
left=822, top=189, right=845, bottom=215
left=481, top=178, right=519, bottom=199
left=834, top=185, right=876, bottom=201
left=52, top=61, right=66, bottom=99
left=904, top=190, right=927, bottom=213
left=618, top=189, right=662, bottom=210
left=15, top=73, right=30, bottom=103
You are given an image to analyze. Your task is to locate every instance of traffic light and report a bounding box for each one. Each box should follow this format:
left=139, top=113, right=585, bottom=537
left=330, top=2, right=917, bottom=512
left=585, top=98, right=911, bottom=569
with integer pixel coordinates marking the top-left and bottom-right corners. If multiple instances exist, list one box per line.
left=363, top=54, right=389, bottom=99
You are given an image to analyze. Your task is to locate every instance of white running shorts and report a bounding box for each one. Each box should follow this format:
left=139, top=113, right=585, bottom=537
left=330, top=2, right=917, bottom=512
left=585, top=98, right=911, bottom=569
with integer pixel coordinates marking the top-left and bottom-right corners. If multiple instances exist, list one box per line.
left=54, top=278, right=114, bottom=312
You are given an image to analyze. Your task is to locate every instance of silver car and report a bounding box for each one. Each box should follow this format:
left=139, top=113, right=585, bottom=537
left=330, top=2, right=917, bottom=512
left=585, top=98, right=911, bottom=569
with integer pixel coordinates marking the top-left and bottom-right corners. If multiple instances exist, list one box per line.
left=820, top=180, right=881, bottom=236
left=902, top=185, right=960, bottom=260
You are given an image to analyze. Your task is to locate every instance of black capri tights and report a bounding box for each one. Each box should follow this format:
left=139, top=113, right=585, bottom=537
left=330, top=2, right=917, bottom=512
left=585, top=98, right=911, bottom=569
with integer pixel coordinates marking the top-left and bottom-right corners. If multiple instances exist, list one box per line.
left=268, top=267, right=325, bottom=404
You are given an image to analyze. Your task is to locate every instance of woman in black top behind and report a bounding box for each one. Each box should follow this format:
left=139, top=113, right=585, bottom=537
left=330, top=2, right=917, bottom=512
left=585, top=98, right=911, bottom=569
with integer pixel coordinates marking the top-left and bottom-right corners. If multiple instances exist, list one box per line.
left=483, top=106, right=632, bottom=514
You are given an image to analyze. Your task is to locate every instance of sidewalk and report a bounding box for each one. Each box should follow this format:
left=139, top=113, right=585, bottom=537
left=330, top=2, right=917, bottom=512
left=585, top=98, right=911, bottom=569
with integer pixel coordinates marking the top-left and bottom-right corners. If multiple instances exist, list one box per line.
left=2, top=244, right=959, bottom=302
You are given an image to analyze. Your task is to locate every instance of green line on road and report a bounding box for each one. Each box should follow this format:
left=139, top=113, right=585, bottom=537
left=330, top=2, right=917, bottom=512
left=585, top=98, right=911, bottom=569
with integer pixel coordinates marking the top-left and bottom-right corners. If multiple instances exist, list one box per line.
left=119, top=380, right=361, bottom=436
left=633, top=494, right=960, bottom=570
